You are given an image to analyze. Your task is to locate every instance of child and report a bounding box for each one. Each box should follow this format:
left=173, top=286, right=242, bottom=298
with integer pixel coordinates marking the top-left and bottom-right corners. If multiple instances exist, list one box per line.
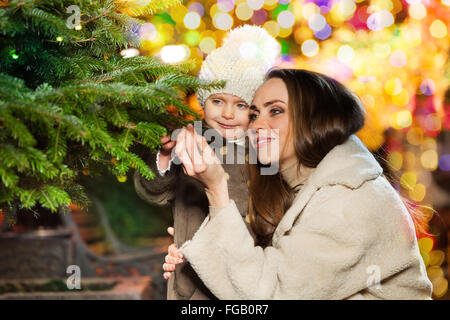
left=133, top=25, right=279, bottom=300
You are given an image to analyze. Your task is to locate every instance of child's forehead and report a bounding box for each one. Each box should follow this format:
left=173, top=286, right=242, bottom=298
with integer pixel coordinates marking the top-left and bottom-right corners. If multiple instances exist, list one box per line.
left=208, top=93, right=247, bottom=103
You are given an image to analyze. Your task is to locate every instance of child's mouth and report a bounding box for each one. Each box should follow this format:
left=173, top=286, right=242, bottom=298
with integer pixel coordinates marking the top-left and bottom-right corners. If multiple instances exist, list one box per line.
left=218, top=122, right=237, bottom=129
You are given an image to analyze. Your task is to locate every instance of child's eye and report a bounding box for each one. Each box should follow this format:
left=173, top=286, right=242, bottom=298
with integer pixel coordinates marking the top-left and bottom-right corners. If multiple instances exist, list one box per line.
left=237, top=103, right=248, bottom=109
left=212, top=99, right=222, bottom=105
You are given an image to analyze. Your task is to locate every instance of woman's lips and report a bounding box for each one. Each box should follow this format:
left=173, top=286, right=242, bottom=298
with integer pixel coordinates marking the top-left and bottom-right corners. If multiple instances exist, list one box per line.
left=255, top=137, right=273, bottom=148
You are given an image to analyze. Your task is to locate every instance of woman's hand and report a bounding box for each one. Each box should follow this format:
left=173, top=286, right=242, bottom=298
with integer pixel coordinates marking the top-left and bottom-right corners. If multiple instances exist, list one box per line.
left=175, top=124, right=230, bottom=208
left=163, top=227, right=184, bottom=280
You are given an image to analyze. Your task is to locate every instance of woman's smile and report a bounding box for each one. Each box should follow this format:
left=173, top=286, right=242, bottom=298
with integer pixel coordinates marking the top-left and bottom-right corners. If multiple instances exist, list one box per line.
left=255, top=136, right=274, bottom=148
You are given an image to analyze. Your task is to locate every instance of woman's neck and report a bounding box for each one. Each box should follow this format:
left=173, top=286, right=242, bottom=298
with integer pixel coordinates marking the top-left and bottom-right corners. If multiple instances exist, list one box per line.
left=279, top=158, right=315, bottom=192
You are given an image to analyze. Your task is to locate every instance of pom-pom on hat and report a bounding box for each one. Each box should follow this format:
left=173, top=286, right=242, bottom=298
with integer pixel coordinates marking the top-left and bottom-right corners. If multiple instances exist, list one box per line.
left=197, top=25, right=280, bottom=107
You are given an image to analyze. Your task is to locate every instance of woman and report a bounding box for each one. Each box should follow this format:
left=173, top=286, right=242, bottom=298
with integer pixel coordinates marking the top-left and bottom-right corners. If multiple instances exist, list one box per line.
left=165, top=69, right=433, bottom=299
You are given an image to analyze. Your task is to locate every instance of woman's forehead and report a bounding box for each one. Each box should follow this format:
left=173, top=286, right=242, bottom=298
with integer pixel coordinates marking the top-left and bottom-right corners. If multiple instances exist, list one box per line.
left=253, top=78, right=288, bottom=104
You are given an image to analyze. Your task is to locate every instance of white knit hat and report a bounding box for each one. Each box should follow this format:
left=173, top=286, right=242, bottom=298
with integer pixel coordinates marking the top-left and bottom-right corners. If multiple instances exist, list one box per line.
left=197, top=25, right=280, bottom=107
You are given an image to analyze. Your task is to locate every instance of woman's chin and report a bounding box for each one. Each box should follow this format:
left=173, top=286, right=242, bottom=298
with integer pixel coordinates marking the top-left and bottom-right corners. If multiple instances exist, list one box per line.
left=257, top=154, right=276, bottom=166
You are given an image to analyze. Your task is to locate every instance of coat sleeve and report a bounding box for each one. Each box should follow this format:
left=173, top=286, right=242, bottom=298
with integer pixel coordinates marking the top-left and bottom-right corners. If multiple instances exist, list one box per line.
left=133, top=152, right=179, bottom=207
left=179, top=183, right=427, bottom=299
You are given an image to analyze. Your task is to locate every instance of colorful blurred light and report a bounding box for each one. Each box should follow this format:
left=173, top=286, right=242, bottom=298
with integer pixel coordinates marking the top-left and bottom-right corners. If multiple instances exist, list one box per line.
left=429, top=19, right=448, bottom=38
left=199, top=36, right=216, bottom=53
left=160, top=44, right=190, bottom=63
left=409, top=3, right=427, bottom=20
left=337, top=45, right=354, bottom=64
left=217, top=0, right=235, bottom=13
left=301, top=39, right=319, bottom=57
left=138, top=23, right=157, bottom=41
left=389, top=50, right=407, bottom=68
left=236, top=2, right=253, bottom=21
left=439, top=155, right=450, bottom=171
left=247, top=0, right=264, bottom=10
left=184, top=12, right=201, bottom=30
left=278, top=10, right=295, bottom=28
left=213, top=12, right=234, bottom=30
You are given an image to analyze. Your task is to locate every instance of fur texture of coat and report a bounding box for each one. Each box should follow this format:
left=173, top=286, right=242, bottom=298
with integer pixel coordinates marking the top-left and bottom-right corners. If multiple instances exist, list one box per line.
left=179, top=135, right=433, bottom=300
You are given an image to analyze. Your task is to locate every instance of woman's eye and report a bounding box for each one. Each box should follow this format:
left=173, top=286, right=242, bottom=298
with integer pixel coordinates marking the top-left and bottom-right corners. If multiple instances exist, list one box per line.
left=270, top=108, right=283, bottom=115
left=249, top=113, right=258, bottom=121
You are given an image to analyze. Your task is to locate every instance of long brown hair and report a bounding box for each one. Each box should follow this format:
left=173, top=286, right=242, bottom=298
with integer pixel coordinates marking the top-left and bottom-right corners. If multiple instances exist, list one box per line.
left=248, top=68, right=429, bottom=247
left=248, top=69, right=364, bottom=247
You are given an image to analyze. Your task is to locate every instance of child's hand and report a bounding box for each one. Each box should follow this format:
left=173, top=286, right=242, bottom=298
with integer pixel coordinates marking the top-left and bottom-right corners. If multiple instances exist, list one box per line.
left=163, top=227, right=184, bottom=280
left=158, top=135, right=176, bottom=171
left=160, top=134, right=176, bottom=155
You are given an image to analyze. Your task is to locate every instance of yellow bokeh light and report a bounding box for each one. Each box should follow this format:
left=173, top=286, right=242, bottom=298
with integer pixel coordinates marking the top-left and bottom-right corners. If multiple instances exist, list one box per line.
left=294, top=26, right=313, bottom=44
left=429, top=19, right=447, bottom=39
left=420, top=150, right=438, bottom=171
left=170, top=4, right=188, bottom=23
left=199, top=36, right=216, bottom=54
left=302, top=2, right=320, bottom=20
left=337, top=45, right=354, bottom=64
left=409, top=183, right=426, bottom=202
left=423, top=138, right=437, bottom=150
left=384, top=78, right=402, bottom=95
left=372, top=42, right=391, bottom=58
left=400, top=171, right=417, bottom=190
left=278, top=26, right=293, bottom=38
left=406, top=127, right=423, bottom=146
left=392, top=89, right=410, bottom=107
left=263, top=0, right=278, bottom=10
left=336, top=0, right=356, bottom=20
left=301, top=39, right=319, bottom=57
left=210, top=4, right=220, bottom=18
left=408, top=3, right=426, bottom=20
left=236, top=2, right=253, bottom=21
left=419, top=237, right=434, bottom=254
left=263, top=20, right=280, bottom=37
left=184, top=11, right=201, bottom=29
left=213, top=12, right=234, bottom=30
left=387, top=151, right=403, bottom=171
left=392, top=110, right=412, bottom=129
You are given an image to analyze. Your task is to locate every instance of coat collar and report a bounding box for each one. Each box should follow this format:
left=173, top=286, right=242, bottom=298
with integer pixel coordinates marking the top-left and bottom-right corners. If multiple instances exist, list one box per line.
left=272, top=134, right=383, bottom=244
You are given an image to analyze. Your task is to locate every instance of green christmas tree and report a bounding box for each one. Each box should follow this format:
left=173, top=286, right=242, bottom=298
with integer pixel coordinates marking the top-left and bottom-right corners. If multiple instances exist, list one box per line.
left=0, top=0, right=222, bottom=219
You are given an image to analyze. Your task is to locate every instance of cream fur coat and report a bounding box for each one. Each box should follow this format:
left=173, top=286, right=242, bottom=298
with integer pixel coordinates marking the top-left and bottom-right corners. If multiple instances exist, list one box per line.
left=179, top=135, right=433, bottom=300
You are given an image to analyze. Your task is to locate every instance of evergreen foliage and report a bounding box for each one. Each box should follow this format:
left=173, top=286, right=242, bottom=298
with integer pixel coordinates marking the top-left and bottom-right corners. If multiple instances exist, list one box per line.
left=0, top=0, right=223, bottom=215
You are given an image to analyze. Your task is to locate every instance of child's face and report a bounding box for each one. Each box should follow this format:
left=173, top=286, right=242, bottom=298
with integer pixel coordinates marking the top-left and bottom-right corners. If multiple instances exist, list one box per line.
left=204, top=93, right=250, bottom=140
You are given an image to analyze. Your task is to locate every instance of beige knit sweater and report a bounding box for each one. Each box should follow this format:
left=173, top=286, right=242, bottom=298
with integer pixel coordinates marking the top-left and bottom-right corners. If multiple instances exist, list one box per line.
left=179, top=135, right=433, bottom=300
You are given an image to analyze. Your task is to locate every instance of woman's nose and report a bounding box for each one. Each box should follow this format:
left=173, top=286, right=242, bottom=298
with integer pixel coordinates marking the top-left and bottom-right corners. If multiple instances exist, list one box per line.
left=249, top=115, right=270, bottom=131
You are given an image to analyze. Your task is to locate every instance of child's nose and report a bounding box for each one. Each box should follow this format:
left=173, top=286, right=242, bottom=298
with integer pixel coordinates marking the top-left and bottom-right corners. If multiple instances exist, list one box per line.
left=222, top=106, right=234, bottom=119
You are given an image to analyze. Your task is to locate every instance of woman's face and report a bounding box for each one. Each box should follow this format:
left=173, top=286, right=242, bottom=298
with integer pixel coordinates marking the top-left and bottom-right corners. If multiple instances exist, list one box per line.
left=203, top=93, right=250, bottom=140
left=249, top=78, right=296, bottom=168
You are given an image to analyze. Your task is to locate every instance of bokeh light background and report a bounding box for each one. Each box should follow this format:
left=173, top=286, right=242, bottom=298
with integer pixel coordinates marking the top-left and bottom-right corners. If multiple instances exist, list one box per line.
left=123, top=0, right=450, bottom=298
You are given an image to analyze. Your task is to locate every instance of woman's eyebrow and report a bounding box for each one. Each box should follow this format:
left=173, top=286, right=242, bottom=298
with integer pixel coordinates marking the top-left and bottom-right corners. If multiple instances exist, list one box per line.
left=263, top=99, right=286, bottom=107
left=250, top=99, right=286, bottom=110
